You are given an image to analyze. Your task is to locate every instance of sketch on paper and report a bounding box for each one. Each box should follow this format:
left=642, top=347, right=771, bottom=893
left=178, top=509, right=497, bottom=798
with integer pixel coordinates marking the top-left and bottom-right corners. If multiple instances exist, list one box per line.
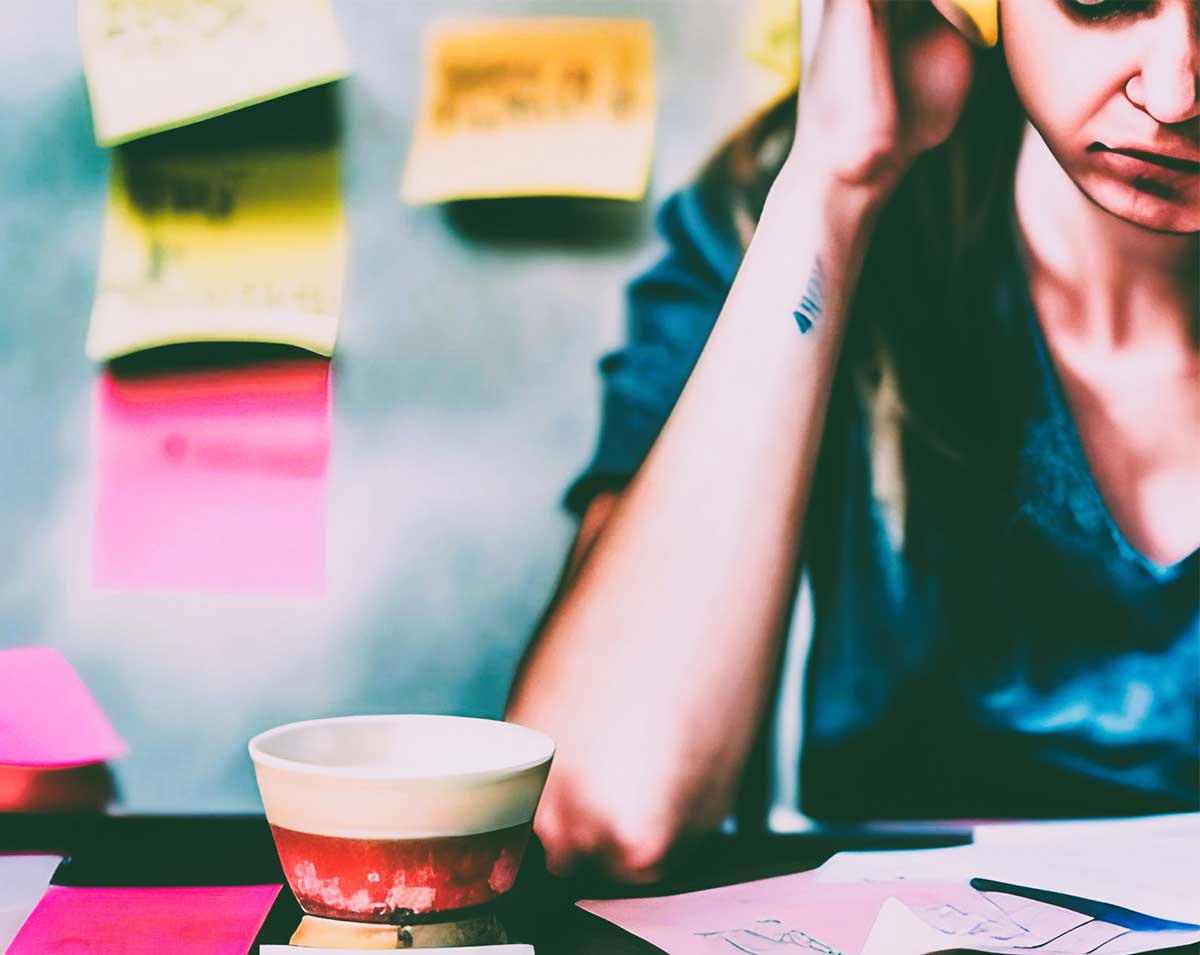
left=695, top=918, right=842, bottom=954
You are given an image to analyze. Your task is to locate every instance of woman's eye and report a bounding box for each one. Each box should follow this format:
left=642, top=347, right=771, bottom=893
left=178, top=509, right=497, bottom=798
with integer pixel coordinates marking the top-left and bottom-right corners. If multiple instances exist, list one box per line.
left=1063, top=0, right=1155, bottom=22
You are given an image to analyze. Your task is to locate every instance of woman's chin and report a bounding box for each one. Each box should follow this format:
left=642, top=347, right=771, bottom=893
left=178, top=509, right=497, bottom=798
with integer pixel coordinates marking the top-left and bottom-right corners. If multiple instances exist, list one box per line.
left=1084, top=175, right=1200, bottom=235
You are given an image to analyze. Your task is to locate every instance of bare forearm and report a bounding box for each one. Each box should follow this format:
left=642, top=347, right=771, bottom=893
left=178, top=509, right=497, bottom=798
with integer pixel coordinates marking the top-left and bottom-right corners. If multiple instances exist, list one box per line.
left=507, top=151, right=886, bottom=875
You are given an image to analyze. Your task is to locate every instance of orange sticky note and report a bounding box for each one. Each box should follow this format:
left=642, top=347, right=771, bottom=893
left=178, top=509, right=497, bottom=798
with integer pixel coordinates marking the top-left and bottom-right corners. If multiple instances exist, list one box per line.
left=402, top=18, right=656, bottom=203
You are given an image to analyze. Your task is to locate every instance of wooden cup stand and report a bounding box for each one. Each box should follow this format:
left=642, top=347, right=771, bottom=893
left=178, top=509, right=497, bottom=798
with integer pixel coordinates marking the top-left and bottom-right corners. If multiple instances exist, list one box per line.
left=289, top=909, right=509, bottom=949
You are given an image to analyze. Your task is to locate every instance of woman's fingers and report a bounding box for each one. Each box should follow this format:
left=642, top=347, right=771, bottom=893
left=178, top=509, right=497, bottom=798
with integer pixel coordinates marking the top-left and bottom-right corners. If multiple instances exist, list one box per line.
left=798, top=0, right=976, bottom=187
left=895, top=16, right=975, bottom=152
left=533, top=763, right=680, bottom=884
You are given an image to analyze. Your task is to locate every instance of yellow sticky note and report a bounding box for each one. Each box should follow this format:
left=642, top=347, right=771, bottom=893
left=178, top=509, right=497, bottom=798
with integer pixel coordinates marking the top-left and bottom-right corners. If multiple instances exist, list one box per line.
left=401, top=18, right=656, bottom=204
left=942, top=0, right=999, bottom=47
left=86, top=147, right=345, bottom=361
left=79, top=0, right=351, bottom=147
left=744, top=0, right=801, bottom=84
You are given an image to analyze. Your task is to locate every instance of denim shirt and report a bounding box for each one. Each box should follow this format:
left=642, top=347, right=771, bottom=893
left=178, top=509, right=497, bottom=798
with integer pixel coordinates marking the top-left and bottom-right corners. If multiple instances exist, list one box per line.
left=566, top=178, right=1199, bottom=821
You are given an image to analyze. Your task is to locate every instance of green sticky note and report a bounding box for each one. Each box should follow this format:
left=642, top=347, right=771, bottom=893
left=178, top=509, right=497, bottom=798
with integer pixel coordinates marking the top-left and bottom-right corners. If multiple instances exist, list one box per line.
left=79, top=0, right=351, bottom=147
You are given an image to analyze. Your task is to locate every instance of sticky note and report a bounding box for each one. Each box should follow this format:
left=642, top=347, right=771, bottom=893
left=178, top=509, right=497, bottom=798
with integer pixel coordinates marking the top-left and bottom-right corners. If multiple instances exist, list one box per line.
left=940, top=0, right=1000, bottom=47
left=86, top=146, right=345, bottom=360
left=744, top=0, right=801, bottom=85
left=0, top=856, right=62, bottom=952
left=402, top=18, right=656, bottom=203
left=79, top=0, right=351, bottom=147
left=93, top=359, right=331, bottom=594
left=9, top=884, right=281, bottom=955
left=0, top=648, right=127, bottom=768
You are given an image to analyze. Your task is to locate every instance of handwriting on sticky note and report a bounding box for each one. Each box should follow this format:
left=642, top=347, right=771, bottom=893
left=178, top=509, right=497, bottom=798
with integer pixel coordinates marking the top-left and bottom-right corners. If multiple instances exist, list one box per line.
left=8, top=884, right=281, bottom=955
left=86, top=147, right=344, bottom=360
left=0, top=648, right=127, bottom=768
left=79, top=0, right=351, bottom=146
left=402, top=18, right=655, bottom=203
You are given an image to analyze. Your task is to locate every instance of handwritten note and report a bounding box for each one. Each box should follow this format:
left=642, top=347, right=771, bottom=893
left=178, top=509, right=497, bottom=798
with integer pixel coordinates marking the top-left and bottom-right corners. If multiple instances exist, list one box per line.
left=402, top=18, right=656, bottom=203
left=79, top=0, right=351, bottom=146
left=0, top=648, right=126, bottom=768
left=0, top=856, right=62, bottom=952
left=86, top=147, right=345, bottom=360
left=744, top=0, right=801, bottom=85
left=8, top=884, right=281, bottom=955
left=93, top=359, right=331, bottom=594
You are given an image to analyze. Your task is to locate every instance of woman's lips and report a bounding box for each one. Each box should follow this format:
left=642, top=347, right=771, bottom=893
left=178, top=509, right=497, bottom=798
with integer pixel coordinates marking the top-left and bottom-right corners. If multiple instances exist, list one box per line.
left=1089, top=143, right=1200, bottom=187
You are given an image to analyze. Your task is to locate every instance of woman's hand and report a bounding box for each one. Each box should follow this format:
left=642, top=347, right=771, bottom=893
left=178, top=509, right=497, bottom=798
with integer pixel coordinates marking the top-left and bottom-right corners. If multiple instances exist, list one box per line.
left=794, top=0, right=976, bottom=194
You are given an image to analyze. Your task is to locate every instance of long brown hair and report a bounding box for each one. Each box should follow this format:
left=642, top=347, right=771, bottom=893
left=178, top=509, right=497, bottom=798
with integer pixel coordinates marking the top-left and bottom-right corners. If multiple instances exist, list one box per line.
left=697, top=26, right=1026, bottom=545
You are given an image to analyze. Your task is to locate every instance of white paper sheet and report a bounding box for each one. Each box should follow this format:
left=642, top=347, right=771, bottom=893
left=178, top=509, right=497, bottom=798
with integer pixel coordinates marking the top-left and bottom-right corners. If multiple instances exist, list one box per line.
left=857, top=896, right=1198, bottom=955
left=817, top=813, right=1200, bottom=926
left=863, top=898, right=981, bottom=955
left=0, top=855, right=62, bottom=951
left=853, top=888, right=1196, bottom=954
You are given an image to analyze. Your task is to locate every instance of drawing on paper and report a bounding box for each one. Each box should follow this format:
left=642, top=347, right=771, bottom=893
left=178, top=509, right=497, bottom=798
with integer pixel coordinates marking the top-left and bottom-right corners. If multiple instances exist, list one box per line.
left=696, top=918, right=842, bottom=954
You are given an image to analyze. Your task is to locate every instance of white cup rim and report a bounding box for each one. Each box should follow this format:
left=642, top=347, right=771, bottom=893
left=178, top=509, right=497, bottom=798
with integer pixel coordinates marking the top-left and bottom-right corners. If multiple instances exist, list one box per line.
left=247, top=714, right=555, bottom=782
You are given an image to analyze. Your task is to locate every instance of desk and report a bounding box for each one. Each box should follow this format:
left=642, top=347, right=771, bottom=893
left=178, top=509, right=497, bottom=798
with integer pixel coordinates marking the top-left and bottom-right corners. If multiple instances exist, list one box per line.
left=0, top=814, right=982, bottom=953
left=6, top=815, right=1198, bottom=953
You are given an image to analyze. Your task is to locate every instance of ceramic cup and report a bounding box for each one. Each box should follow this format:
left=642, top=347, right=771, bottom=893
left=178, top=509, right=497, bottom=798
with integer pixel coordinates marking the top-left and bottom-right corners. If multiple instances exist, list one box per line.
left=249, top=714, right=554, bottom=922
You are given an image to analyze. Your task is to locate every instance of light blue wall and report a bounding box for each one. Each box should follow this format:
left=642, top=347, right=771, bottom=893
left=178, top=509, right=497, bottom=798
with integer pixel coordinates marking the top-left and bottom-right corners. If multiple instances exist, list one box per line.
left=0, top=0, right=786, bottom=811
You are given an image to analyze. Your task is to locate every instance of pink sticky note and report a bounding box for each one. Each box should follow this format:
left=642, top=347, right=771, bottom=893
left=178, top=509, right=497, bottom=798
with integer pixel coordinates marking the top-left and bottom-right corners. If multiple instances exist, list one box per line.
left=0, top=648, right=127, bottom=768
left=93, top=359, right=331, bottom=595
left=9, top=884, right=281, bottom=955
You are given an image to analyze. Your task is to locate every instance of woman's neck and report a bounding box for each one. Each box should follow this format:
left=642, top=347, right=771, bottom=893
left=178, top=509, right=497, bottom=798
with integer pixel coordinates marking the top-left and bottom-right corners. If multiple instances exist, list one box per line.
left=1013, top=122, right=1198, bottom=351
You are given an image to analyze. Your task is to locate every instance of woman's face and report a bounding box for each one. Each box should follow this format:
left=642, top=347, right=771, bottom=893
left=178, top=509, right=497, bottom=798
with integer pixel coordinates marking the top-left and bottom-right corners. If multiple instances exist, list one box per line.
left=1003, top=0, right=1199, bottom=233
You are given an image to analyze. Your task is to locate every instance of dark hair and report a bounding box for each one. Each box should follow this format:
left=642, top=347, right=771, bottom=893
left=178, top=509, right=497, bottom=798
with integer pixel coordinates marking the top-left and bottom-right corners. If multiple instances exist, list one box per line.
left=696, top=33, right=1026, bottom=541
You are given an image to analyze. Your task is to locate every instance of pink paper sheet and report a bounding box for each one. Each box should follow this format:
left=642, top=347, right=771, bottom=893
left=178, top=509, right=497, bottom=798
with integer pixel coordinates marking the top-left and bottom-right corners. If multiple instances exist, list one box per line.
left=8, top=884, right=281, bottom=955
left=93, top=359, right=331, bottom=595
left=581, top=871, right=887, bottom=955
left=578, top=870, right=1088, bottom=955
left=0, top=648, right=127, bottom=768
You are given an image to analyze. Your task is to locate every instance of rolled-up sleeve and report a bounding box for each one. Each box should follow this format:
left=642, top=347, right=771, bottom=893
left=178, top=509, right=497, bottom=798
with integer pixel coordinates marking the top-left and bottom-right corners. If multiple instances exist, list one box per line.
left=564, top=183, right=745, bottom=516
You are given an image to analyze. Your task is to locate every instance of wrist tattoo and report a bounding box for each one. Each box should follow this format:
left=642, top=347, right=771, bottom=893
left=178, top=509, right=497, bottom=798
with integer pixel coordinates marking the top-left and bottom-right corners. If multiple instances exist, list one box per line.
left=792, top=258, right=824, bottom=334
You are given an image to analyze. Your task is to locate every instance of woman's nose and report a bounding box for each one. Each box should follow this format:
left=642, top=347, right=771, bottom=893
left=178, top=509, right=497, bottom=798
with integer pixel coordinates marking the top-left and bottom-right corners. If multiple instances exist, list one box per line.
left=1125, top=2, right=1200, bottom=126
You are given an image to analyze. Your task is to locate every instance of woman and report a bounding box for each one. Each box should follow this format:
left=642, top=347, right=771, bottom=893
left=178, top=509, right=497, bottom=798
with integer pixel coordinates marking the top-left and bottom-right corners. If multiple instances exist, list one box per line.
left=507, top=0, right=1199, bottom=883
